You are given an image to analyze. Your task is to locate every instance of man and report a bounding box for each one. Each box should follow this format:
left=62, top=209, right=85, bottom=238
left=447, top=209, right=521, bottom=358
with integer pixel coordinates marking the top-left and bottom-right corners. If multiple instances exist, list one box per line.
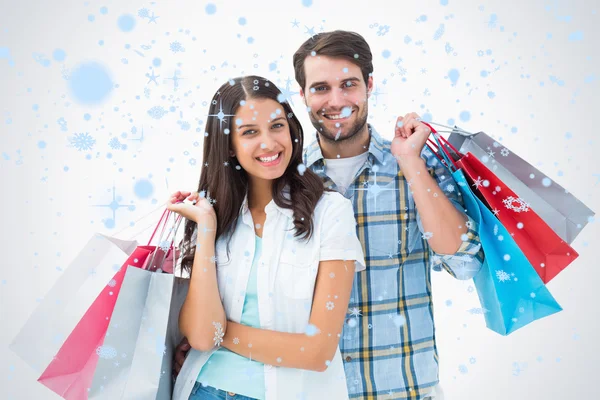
left=175, top=30, right=484, bottom=400
left=290, top=30, right=484, bottom=399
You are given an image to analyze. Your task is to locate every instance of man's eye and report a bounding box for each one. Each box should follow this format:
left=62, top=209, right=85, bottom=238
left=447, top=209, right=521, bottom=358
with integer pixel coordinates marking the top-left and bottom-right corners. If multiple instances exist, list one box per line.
left=344, top=81, right=356, bottom=87
left=315, top=86, right=327, bottom=91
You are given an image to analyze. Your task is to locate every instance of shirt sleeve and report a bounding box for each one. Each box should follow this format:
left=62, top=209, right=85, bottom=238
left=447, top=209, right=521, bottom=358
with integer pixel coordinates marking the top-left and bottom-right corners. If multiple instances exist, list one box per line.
left=319, top=193, right=367, bottom=272
left=416, top=146, right=485, bottom=280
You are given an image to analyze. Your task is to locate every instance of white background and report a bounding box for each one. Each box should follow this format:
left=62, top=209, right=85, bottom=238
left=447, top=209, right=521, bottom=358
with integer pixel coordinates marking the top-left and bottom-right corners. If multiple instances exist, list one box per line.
left=1, top=0, right=599, bottom=399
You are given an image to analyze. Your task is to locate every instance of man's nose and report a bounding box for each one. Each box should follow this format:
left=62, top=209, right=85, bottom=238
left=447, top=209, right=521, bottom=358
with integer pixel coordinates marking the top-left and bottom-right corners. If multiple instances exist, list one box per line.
left=326, top=87, right=346, bottom=109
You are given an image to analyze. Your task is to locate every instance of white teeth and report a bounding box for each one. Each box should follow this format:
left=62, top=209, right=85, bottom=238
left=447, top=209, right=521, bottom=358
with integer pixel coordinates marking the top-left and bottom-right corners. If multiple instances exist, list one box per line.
left=258, top=153, right=280, bottom=162
left=324, top=111, right=352, bottom=120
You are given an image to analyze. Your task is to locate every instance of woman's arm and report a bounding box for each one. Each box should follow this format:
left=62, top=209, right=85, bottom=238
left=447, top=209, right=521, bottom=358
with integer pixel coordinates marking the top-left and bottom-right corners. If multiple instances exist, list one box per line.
left=179, top=226, right=227, bottom=352
left=221, top=258, right=356, bottom=372
left=167, top=191, right=226, bottom=352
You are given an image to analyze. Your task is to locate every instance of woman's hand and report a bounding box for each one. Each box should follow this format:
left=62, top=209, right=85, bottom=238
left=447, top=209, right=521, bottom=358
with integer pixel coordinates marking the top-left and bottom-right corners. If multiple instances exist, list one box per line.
left=166, top=191, right=217, bottom=230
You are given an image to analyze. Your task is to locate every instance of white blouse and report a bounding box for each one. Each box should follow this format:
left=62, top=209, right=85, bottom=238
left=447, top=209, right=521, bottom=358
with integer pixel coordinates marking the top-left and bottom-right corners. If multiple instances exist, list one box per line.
left=173, top=191, right=366, bottom=400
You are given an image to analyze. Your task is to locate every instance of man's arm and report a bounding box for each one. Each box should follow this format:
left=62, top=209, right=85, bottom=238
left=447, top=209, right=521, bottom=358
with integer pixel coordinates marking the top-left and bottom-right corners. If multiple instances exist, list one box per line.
left=392, top=113, right=484, bottom=280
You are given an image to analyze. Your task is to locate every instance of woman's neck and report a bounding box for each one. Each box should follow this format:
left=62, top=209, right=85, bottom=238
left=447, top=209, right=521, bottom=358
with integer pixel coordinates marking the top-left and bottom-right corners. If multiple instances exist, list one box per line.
left=247, top=176, right=273, bottom=212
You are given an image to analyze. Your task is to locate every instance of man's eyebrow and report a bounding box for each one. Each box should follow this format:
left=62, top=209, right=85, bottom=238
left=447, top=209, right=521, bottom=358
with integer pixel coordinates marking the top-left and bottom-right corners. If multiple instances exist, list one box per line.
left=308, top=77, right=361, bottom=89
left=237, top=116, right=286, bottom=129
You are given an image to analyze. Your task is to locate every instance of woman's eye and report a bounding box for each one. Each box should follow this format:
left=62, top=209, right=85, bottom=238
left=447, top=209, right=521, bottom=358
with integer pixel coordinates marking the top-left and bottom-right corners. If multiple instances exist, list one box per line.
left=272, top=123, right=284, bottom=129
left=242, top=129, right=256, bottom=136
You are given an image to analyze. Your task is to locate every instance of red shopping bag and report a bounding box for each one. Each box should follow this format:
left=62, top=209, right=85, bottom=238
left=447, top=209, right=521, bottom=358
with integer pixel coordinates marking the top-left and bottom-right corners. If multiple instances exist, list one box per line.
left=428, top=130, right=578, bottom=283
left=37, top=209, right=181, bottom=399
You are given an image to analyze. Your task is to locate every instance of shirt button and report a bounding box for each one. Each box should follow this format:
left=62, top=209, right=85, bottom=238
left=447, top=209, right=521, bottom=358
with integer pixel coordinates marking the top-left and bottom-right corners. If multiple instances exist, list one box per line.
left=345, top=356, right=352, bottom=362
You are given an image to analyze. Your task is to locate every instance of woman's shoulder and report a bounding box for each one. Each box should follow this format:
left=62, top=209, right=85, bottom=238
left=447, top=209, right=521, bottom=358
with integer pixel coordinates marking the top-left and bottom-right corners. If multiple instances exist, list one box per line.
left=315, top=191, right=353, bottom=215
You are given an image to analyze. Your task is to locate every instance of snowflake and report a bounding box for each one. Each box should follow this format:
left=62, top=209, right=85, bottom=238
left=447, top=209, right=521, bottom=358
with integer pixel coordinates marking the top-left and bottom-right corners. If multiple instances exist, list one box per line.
left=189, top=158, right=197, bottom=166
left=96, top=345, right=118, bottom=359
left=147, top=106, right=168, bottom=119
left=496, top=270, right=511, bottom=282
left=472, top=176, right=484, bottom=189
left=348, top=307, right=362, bottom=318
left=329, top=272, right=335, bottom=278
left=465, top=220, right=474, bottom=229
left=445, top=184, right=455, bottom=193
left=107, top=279, right=117, bottom=288
left=109, top=137, right=122, bottom=150
left=377, top=25, right=390, bottom=36
left=158, top=240, right=171, bottom=252
left=501, top=148, right=510, bottom=157
left=213, top=322, right=224, bottom=347
left=57, top=117, right=68, bottom=132
left=326, top=301, right=335, bottom=311
left=422, top=232, right=434, bottom=240
left=170, top=41, right=185, bottom=53
left=433, top=24, right=445, bottom=40
left=69, top=132, right=96, bottom=151
left=467, top=307, right=489, bottom=315
left=503, top=196, right=530, bottom=213
left=233, top=337, right=239, bottom=345
left=404, top=35, right=412, bottom=44
left=445, top=42, right=454, bottom=54
left=138, top=8, right=150, bottom=18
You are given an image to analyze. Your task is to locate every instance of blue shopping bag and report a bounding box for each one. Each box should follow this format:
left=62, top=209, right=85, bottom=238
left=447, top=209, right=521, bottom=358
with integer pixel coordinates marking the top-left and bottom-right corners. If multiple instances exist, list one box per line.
left=424, top=123, right=563, bottom=335
left=452, top=168, right=563, bottom=335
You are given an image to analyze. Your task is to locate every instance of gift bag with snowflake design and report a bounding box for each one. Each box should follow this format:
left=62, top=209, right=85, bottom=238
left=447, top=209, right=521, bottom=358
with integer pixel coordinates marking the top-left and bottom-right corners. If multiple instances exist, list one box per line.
left=457, top=152, right=578, bottom=283
left=448, top=129, right=595, bottom=245
left=424, top=124, right=563, bottom=335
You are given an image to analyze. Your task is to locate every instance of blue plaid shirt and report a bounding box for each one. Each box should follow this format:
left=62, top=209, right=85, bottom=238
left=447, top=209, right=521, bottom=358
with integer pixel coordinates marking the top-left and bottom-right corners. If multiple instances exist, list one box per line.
left=304, top=125, right=484, bottom=399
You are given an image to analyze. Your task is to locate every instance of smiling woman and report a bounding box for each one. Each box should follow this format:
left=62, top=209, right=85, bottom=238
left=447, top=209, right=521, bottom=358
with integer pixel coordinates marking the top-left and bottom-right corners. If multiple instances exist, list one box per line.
left=167, top=76, right=366, bottom=400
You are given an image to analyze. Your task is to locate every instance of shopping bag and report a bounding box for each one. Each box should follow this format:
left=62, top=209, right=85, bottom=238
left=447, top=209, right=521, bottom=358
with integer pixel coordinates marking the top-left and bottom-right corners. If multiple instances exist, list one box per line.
left=458, top=151, right=578, bottom=283
left=9, top=233, right=138, bottom=373
left=89, top=215, right=187, bottom=399
left=35, top=245, right=154, bottom=399
left=447, top=128, right=595, bottom=244
left=35, top=209, right=180, bottom=399
left=425, top=126, right=563, bottom=335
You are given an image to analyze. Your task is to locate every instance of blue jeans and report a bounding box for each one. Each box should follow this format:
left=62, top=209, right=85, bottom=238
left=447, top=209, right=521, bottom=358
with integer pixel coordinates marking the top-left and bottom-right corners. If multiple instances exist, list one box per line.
left=188, top=382, right=259, bottom=400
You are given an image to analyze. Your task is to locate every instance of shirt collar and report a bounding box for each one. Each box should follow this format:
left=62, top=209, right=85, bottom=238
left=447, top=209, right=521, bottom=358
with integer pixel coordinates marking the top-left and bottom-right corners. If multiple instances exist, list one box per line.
left=305, top=124, right=387, bottom=168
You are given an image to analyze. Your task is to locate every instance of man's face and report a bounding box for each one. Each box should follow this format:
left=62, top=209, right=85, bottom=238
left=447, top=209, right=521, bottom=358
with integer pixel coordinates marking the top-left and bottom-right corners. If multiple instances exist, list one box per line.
left=300, top=55, right=373, bottom=143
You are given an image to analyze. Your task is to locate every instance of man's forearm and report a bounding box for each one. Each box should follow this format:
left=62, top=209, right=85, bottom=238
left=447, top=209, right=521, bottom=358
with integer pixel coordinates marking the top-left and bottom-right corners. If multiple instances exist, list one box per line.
left=398, top=156, right=468, bottom=254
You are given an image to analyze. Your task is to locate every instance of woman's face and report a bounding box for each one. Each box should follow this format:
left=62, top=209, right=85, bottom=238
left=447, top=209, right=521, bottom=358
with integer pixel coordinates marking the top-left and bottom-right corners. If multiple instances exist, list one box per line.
left=230, top=98, right=294, bottom=183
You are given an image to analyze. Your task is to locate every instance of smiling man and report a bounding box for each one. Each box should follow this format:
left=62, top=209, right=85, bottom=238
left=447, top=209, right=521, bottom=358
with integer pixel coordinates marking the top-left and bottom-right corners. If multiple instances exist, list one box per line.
left=294, top=30, right=485, bottom=400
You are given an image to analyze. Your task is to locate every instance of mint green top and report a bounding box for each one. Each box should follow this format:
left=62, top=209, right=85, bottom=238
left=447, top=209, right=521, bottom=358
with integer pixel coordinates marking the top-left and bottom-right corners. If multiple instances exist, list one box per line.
left=196, top=236, right=265, bottom=399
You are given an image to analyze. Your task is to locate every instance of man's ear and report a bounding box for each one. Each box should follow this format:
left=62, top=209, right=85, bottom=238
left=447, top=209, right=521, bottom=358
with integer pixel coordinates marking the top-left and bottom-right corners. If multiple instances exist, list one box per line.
left=300, top=88, right=308, bottom=107
left=366, top=75, right=374, bottom=97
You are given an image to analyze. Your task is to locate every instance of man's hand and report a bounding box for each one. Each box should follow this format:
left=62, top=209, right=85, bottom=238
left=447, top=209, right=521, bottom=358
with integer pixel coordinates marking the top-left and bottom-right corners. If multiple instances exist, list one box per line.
left=391, top=112, right=431, bottom=161
left=172, top=337, right=191, bottom=379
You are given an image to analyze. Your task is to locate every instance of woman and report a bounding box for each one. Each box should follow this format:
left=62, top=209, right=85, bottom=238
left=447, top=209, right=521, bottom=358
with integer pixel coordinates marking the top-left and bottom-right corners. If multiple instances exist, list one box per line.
left=166, top=76, right=365, bottom=400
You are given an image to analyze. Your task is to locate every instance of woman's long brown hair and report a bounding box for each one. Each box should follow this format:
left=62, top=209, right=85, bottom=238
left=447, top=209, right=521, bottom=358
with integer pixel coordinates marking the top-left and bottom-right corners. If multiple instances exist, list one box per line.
left=179, top=76, right=325, bottom=276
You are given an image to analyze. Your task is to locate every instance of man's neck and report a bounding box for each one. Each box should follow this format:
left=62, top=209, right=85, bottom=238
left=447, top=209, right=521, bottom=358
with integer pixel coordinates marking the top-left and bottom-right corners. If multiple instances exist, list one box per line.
left=319, top=124, right=370, bottom=160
